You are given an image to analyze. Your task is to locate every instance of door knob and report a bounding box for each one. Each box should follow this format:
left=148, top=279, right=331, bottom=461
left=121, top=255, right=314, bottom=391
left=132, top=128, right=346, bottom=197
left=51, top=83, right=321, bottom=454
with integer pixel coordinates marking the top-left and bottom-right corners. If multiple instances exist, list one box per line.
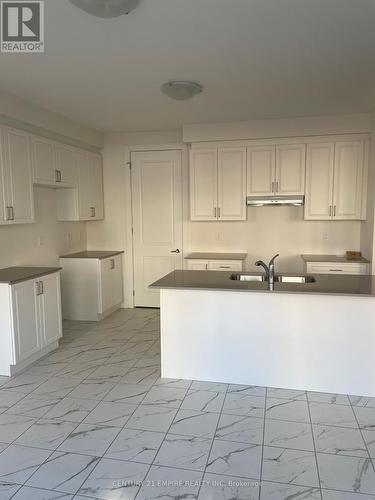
left=171, top=249, right=180, bottom=253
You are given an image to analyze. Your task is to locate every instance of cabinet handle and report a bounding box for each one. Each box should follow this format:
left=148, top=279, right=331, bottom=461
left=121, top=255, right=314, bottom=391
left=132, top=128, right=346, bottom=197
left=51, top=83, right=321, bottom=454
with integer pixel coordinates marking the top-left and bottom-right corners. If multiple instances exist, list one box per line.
left=110, top=259, right=115, bottom=270
left=330, top=269, right=343, bottom=272
left=329, top=205, right=332, bottom=217
left=39, top=280, right=44, bottom=294
left=218, top=207, right=221, bottom=218
left=219, top=266, right=231, bottom=269
left=333, top=205, right=336, bottom=217
left=5, top=206, right=10, bottom=221
left=275, top=181, right=279, bottom=193
left=35, top=281, right=40, bottom=296
left=10, top=206, right=14, bottom=220
left=214, top=207, right=217, bottom=218
left=271, top=181, right=275, bottom=192
left=90, top=207, right=95, bottom=218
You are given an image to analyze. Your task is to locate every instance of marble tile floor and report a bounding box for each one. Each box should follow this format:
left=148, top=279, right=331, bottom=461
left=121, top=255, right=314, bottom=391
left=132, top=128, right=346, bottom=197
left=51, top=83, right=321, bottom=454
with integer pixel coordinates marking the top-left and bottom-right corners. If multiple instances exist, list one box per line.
left=0, top=308, right=374, bottom=499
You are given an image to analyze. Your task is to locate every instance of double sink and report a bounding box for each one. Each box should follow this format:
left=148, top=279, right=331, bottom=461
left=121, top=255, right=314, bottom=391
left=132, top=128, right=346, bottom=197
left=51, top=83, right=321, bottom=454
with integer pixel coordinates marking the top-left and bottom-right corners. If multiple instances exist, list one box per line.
left=230, top=273, right=316, bottom=284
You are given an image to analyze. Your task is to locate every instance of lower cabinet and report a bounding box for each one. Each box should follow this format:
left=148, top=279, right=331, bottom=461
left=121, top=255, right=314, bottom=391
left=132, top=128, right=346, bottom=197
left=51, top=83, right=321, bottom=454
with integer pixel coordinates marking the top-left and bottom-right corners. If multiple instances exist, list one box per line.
left=60, top=254, right=124, bottom=321
left=0, top=272, right=62, bottom=376
left=186, top=259, right=244, bottom=271
left=305, top=261, right=369, bottom=275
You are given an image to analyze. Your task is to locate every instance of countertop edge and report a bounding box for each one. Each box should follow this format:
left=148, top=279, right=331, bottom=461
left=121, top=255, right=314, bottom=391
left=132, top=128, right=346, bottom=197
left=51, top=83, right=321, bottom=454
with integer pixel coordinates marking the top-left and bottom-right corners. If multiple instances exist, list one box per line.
left=0, top=267, right=62, bottom=285
left=60, top=250, right=124, bottom=260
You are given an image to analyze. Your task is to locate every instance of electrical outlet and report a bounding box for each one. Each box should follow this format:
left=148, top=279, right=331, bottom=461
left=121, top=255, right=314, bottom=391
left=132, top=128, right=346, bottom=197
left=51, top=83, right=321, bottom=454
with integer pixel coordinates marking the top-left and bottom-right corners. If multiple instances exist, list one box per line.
left=322, top=231, right=329, bottom=241
left=67, top=232, right=72, bottom=243
left=38, top=235, right=44, bottom=246
left=79, top=231, right=83, bottom=241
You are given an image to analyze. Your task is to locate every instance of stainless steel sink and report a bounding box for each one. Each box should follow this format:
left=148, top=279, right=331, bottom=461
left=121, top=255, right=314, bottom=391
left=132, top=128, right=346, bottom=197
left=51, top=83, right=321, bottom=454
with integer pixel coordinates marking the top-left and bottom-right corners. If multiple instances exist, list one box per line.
left=277, top=275, right=316, bottom=283
left=230, top=273, right=316, bottom=284
left=230, top=273, right=267, bottom=282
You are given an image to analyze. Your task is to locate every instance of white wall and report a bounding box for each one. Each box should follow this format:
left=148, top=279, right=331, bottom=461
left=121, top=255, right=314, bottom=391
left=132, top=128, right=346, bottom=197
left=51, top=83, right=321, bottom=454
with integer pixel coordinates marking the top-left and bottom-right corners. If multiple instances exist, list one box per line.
left=187, top=210, right=362, bottom=273
left=0, top=88, right=102, bottom=269
left=0, top=187, right=86, bottom=269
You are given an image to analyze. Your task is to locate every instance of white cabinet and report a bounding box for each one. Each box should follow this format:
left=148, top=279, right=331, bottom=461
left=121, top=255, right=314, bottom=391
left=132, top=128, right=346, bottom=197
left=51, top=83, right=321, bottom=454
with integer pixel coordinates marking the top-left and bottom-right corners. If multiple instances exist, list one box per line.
left=190, top=148, right=246, bottom=221
left=304, top=261, right=369, bottom=275
left=218, top=148, right=247, bottom=220
left=189, top=149, right=217, bottom=221
left=57, top=150, right=104, bottom=221
left=99, top=255, right=123, bottom=315
left=186, top=259, right=244, bottom=271
left=33, top=136, right=76, bottom=187
left=247, top=146, right=275, bottom=196
left=60, top=253, right=123, bottom=321
left=0, top=126, right=34, bottom=224
left=247, top=144, right=306, bottom=196
left=0, top=271, right=62, bottom=376
left=305, top=141, right=366, bottom=220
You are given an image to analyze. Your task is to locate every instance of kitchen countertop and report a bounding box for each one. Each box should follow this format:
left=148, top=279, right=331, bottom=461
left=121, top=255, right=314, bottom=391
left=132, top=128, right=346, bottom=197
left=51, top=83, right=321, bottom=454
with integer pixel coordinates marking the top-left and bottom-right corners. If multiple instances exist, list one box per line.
left=150, top=270, right=375, bottom=297
left=301, top=254, right=370, bottom=264
left=60, top=251, right=124, bottom=260
left=0, top=267, right=62, bottom=285
left=185, top=252, right=247, bottom=261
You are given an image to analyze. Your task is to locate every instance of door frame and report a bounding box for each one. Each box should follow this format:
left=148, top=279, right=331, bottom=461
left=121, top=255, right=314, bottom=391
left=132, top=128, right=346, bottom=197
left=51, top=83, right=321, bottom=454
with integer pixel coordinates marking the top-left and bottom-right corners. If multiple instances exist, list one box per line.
left=124, top=144, right=188, bottom=308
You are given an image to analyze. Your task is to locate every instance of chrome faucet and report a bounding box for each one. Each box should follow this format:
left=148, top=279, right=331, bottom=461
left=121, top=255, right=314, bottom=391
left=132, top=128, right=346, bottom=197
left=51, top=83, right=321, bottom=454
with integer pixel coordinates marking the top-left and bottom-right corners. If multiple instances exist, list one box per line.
left=255, top=254, right=280, bottom=287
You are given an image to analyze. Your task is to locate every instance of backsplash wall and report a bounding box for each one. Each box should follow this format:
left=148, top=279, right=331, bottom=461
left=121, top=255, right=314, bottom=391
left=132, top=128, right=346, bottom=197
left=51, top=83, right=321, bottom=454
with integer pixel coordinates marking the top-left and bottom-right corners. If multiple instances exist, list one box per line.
left=0, top=187, right=87, bottom=269
left=187, top=206, right=362, bottom=273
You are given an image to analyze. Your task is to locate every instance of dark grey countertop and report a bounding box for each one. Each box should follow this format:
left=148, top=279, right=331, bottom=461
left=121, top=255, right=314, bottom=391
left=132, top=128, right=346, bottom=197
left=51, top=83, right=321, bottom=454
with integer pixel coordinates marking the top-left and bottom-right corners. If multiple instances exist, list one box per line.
left=60, top=251, right=124, bottom=260
left=150, top=270, right=375, bottom=297
left=301, top=254, right=370, bottom=264
left=185, top=252, right=248, bottom=261
left=0, top=267, right=62, bottom=285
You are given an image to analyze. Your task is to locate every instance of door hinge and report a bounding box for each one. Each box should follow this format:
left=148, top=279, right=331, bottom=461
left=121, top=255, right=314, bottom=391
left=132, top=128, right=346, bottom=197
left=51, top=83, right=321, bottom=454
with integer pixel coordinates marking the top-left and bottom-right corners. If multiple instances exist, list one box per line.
left=132, top=290, right=135, bottom=297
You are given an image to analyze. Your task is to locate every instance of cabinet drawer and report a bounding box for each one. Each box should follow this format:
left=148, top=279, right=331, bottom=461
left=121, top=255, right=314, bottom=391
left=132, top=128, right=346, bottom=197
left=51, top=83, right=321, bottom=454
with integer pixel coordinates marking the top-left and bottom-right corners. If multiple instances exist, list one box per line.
left=306, top=262, right=368, bottom=275
left=207, top=260, right=243, bottom=271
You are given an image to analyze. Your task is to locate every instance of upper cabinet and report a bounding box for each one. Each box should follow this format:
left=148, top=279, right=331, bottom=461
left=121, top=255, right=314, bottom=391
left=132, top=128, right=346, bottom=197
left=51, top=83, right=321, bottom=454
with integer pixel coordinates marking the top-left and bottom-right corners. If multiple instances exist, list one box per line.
left=57, top=150, right=104, bottom=221
left=305, top=141, right=366, bottom=220
left=33, top=136, right=76, bottom=187
left=247, top=143, right=305, bottom=196
left=0, top=126, right=34, bottom=225
left=190, top=147, right=246, bottom=221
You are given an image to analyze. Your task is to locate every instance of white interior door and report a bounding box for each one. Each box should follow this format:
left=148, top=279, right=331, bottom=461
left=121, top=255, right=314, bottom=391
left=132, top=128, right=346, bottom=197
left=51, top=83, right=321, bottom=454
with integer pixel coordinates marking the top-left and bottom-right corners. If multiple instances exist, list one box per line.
left=132, top=150, right=183, bottom=307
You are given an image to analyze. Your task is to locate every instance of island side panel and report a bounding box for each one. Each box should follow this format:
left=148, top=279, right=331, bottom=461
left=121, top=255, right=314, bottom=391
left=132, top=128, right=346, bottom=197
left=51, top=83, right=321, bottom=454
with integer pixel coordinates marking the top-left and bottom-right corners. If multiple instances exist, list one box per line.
left=160, top=288, right=375, bottom=397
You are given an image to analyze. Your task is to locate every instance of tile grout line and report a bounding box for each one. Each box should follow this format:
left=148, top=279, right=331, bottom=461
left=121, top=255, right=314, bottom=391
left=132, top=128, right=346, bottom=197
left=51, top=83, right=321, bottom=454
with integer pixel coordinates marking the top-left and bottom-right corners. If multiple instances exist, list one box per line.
left=258, top=386, right=268, bottom=500
left=306, top=391, right=324, bottom=500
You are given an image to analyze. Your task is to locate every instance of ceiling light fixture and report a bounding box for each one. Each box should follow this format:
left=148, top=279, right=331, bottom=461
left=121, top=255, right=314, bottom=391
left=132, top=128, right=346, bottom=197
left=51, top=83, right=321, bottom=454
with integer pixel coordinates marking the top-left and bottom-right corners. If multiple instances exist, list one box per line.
left=69, top=0, right=140, bottom=18
left=160, top=81, right=203, bottom=101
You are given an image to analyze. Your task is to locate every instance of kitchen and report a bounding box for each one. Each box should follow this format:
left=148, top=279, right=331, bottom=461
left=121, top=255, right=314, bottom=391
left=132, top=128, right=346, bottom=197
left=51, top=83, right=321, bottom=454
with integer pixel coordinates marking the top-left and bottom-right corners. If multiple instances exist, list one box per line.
left=0, top=1, right=375, bottom=499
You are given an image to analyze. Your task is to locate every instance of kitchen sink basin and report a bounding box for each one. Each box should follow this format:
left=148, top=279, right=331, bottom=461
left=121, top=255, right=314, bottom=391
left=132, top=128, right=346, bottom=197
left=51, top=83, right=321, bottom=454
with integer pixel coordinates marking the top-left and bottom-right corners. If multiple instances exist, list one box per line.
left=277, top=275, right=316, bottom=283
left=230, top=273, right=316, bottom=284
left=230, top=273, right=267, bottom=282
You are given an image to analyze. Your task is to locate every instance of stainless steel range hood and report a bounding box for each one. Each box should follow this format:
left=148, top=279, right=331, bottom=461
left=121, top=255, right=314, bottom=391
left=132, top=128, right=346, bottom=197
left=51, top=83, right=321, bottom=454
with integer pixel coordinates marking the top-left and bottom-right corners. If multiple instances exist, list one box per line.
left=246, top=195, right=305, bottom=206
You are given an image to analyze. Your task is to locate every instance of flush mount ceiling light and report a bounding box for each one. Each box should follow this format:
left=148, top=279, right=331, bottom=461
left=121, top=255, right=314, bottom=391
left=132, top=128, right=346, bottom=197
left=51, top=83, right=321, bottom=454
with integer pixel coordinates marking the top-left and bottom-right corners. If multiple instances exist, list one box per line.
left=69, top=0, right=140, bottom=18
left=160, top=81, right=203, bottom=101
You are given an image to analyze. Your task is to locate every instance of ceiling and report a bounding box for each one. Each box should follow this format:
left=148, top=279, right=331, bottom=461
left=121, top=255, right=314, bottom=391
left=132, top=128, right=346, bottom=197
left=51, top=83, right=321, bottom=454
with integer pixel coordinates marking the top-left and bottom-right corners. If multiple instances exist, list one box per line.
left=0, top=0, right=374, bottom=132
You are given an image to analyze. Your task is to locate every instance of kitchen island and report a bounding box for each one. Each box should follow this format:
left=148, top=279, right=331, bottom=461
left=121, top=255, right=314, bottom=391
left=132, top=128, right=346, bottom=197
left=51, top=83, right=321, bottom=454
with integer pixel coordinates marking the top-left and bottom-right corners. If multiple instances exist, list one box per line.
left=150, top=270, right=375, bottom=397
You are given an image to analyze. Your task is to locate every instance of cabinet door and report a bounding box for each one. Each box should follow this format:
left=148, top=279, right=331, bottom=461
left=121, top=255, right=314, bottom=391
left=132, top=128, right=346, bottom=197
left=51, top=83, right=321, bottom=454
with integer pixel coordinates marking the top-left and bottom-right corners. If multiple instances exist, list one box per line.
left=89, top=153, right=104, bottom=220
left=55, top=145, right=77, bottom=187
left=11, top=279, right=40, bottom=363
left=275, top=144, right=306, bottom=195
left=111, top=255, right=123, bottom=307
left=33, top=136, right=55, bottom=184
left=99, top=258, right=113, bottom=314
left=77, top=150, right=91, bottom=220
left=3, top=127, right=34, bottom=223
left=247, top=146, right=275, bottom=196
left=186, top=260, right=208, bottom=270
left=333, top=141, right=364, bottom=220
left=0, top=128, right=6, bottom=223
left=218, top=148, right=247, bottom=221
left=304, top=143, right=334, bottom=220
left=39, top=273, right=62, bottom=347
left=189, top=149, right=218, bottom=221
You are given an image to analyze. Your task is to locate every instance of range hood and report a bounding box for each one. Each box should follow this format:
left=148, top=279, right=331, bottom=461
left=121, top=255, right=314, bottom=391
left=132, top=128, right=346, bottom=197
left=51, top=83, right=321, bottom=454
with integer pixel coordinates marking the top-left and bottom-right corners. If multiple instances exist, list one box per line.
left=246, top=195, right=305, bottom=206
